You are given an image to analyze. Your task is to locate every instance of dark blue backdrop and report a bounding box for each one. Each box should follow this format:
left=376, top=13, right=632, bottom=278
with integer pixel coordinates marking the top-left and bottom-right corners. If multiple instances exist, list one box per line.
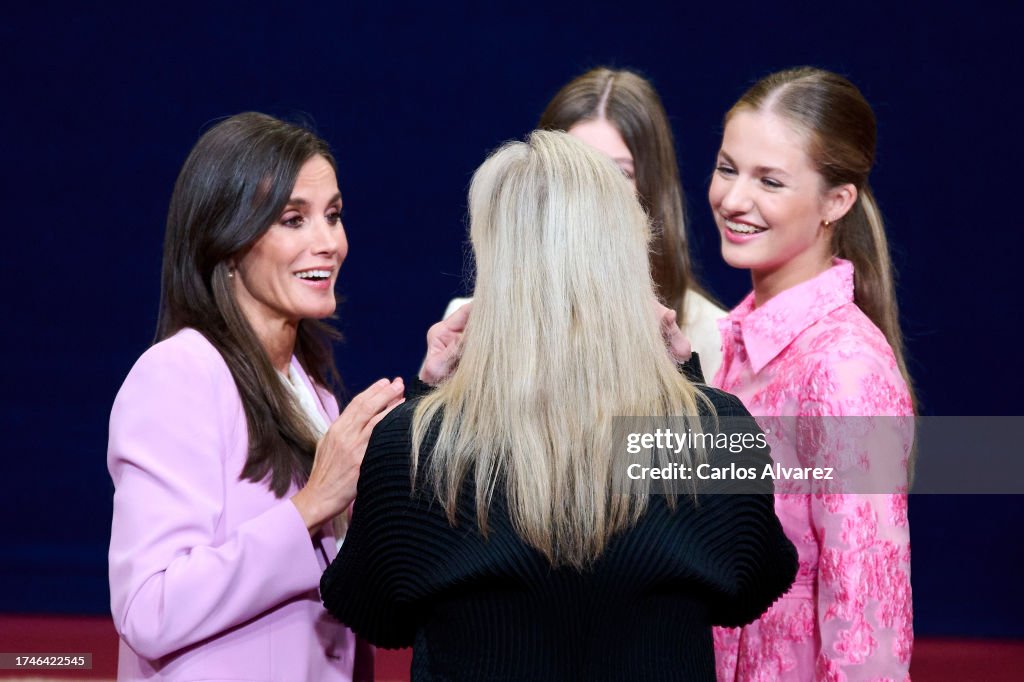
left=3, top=2, right=1021, bottom=637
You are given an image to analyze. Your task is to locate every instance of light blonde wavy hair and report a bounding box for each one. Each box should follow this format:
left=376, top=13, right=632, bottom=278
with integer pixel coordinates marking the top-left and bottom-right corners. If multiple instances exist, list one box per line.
left=412, top=130, right=711, bottom=569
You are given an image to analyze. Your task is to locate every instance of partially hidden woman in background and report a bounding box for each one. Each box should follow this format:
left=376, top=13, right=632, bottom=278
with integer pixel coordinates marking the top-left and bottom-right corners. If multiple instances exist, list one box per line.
left=108, top=113, right=405, bottom=680
left=708, top=68, right=915, bottom=680
left=445, top=67, right=727, bottom=379
left=322, top=130, right=798, bottom=681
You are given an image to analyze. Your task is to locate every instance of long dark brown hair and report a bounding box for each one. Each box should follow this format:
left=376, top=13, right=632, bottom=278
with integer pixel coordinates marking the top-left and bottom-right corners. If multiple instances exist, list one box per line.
left=727, top=67, right=915, bottom=408
left=157, top=112, right=341, bottom=496
left=538, top=67, right=714, bottom=319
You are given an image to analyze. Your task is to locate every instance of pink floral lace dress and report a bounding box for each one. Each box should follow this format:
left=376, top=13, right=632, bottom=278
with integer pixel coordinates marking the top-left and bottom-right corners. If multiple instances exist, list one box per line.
left=712, top=259, right=914, bottom=682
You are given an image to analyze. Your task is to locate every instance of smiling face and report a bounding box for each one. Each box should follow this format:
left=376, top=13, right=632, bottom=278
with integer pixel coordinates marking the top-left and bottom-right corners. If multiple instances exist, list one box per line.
left=709, top=109, right=855, bottom=303
left=568, top=118, right=637, bottom=186
left=231, top=154, right=347, bottom=336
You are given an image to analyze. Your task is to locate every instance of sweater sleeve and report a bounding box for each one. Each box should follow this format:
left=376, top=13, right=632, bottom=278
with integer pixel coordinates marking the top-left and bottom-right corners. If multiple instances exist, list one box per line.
left=107, top=335, right=323, bottom=661
left=700, top=390, right=799, bottom=628
left=321, top=403, right=426, bottom=648
left=678, top=352, right=706, bottom=383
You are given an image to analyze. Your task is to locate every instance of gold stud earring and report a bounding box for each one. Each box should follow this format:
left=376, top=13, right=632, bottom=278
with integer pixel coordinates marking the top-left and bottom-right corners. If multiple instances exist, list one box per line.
left=823, top=219, right=832, bottom=228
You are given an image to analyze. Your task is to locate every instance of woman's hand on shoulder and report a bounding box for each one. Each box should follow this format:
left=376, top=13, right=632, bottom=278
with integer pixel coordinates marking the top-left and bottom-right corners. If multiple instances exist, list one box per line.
left=419, top=302, right=471, bottom=385
left=291, top=377, right=404, bottom=533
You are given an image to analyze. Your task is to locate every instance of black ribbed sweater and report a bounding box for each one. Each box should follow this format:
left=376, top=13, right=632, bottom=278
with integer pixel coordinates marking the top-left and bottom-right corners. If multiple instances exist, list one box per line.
left=321, top=386, right=797, bottom=681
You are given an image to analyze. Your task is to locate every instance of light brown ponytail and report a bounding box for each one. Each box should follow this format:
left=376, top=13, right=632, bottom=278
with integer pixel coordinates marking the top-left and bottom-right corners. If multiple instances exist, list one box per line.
left=727, top=67, right=916, bottom=410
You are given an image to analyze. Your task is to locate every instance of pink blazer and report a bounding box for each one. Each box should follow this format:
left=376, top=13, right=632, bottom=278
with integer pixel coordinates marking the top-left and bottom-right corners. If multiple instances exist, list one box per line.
left=108, top=329, right=358, bottom=681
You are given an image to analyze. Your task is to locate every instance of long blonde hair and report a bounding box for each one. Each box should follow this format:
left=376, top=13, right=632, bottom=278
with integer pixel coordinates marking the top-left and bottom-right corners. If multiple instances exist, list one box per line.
left=412, top=131, right=710, bottom=569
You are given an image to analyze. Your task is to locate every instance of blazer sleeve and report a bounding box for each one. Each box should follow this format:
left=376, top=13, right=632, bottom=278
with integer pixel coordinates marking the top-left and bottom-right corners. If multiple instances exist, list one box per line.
left=107, top=335, right=324, bottom=661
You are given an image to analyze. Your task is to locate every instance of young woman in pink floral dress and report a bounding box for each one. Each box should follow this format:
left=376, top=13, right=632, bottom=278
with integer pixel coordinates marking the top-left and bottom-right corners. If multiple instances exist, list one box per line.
left=708, top=68, right=915, bottom=681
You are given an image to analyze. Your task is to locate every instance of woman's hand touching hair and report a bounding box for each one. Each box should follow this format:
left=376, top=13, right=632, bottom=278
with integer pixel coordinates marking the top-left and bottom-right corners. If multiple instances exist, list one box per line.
left=419, top=303, right=471, bottom=385
left=656, top=302, right=692, bottom=363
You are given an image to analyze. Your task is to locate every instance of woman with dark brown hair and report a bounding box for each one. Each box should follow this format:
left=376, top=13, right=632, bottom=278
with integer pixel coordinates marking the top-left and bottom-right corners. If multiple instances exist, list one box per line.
left=445, top=67, right=726, bottom=378
left=708, top=67, right=915, bottom=681
left=107, top=112, right=411, bottom=680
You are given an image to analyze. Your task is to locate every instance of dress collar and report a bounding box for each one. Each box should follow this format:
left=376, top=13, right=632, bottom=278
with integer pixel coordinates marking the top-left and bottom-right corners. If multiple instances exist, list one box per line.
left=718, top=258, right=855, bottom=373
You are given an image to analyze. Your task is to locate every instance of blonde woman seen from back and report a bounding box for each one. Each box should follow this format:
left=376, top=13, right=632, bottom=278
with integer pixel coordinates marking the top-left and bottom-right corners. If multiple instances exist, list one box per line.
left=323, top=131, right=796, bottom=681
